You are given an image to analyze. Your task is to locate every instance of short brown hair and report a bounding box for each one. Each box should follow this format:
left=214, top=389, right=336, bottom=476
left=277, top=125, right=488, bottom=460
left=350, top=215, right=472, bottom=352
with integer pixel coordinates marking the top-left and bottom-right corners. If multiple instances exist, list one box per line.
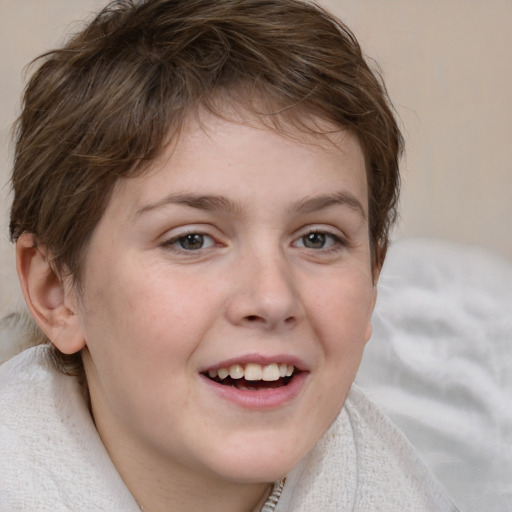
left=10, top=0, right=403, bottom=373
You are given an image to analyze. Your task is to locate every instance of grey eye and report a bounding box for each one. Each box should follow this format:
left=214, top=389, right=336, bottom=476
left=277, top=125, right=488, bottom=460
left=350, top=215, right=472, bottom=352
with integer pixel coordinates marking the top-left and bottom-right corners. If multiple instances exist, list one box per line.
left=178, top=234, right=211, bottom=250
left=302, top=232, right=327, bottom=249
left=292, top=231, right=342, bottom=250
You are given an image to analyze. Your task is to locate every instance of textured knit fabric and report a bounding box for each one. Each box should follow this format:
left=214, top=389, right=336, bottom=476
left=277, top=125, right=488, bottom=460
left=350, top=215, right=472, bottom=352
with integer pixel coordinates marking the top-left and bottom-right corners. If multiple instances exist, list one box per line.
left=0, top=345, right=458, bottom=511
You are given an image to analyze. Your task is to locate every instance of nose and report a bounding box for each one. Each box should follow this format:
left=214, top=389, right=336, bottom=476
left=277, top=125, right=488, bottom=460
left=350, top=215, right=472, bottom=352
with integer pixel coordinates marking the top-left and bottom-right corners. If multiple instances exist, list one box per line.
left=225, top=249, right=304, bottom=331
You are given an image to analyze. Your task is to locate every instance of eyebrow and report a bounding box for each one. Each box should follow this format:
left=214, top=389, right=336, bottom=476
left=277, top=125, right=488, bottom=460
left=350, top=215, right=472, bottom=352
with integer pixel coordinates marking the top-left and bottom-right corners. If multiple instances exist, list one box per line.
left=294, top=192, right=367, bottom=219
left=135, top=193, right=241, bottom=217
left=135, top=191, right=366, bottom=219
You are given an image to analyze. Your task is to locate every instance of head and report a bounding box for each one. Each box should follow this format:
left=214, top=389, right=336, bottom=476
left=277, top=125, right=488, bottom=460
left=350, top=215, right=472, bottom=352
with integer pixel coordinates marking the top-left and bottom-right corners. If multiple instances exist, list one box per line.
left=11, top=0, right=402, bottom=501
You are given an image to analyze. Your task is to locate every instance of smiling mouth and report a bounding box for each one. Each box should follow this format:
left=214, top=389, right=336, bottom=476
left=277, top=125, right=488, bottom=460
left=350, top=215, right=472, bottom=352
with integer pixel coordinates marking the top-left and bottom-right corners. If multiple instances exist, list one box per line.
left=203, top=363, right=298, bottom=391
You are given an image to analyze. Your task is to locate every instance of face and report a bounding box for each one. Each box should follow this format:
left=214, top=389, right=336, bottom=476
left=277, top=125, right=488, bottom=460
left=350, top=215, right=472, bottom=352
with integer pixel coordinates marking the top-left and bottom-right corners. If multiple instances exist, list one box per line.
left=75, top=113, right=376, bottom=489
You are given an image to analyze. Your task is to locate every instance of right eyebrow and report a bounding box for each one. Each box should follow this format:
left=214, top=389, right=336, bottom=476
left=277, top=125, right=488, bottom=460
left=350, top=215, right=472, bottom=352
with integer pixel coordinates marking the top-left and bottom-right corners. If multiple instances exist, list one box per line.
left=134, top=193, right=242, bottom=218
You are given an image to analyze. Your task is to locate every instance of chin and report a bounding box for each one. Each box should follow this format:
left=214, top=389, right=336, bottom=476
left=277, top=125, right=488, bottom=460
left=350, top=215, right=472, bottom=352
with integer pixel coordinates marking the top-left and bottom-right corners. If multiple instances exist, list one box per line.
left=202, top=434, right=313, bottom=484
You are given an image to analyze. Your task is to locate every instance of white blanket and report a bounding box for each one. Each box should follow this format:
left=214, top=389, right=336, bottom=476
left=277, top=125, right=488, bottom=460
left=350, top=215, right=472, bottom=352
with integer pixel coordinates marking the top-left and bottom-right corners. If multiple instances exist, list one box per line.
left=356, top=238, right=512, bottom=512
left=0, top=345, right=457, bottom=511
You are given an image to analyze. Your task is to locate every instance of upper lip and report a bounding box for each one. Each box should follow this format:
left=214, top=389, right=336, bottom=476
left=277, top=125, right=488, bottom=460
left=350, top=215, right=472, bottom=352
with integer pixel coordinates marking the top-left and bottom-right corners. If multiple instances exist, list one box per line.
left=200, top=354, right=309, bottom=373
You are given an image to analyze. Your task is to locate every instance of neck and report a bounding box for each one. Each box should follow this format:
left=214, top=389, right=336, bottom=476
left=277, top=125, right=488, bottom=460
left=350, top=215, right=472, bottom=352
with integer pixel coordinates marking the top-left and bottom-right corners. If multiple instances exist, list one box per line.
left=131, top=467, right=272, bottom=512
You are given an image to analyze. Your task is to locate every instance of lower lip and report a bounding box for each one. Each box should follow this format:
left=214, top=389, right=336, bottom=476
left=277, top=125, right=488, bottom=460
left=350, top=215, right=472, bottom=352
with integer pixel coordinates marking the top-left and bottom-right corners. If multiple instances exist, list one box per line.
left=200, top=372, right=308, bottom=409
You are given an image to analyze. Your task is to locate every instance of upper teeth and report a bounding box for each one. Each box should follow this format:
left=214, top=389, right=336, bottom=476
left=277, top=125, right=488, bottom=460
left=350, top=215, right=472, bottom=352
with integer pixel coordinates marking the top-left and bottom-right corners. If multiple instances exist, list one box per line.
left=208, top=363, right=294, bottom=382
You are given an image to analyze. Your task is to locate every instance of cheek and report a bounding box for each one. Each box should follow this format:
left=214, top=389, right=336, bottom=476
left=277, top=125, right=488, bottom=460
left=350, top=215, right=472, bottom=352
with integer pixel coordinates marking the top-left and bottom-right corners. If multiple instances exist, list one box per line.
left=311, top=271, right=374, bottom=356
left=80, top=260, right=222, bottom=361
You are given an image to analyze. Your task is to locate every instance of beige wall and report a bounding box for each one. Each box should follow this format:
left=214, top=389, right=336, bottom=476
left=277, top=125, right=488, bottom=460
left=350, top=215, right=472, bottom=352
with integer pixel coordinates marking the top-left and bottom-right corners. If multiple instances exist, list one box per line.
left=323, top=0, right=512, bottom=257
left=1, top=0, right=511, bottom=315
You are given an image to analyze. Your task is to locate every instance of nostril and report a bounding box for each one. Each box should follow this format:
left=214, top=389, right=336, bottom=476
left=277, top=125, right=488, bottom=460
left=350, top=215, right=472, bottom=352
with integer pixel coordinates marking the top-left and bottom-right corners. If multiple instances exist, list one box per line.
left=243, top=314, right=296, bottom=326
left=246, top=315, right=263, bottom=322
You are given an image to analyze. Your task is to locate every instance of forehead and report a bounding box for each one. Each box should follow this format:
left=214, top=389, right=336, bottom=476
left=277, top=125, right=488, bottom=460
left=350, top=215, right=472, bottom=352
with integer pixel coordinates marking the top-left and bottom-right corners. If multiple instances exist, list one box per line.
left=108, top=110, right=368, bottom=220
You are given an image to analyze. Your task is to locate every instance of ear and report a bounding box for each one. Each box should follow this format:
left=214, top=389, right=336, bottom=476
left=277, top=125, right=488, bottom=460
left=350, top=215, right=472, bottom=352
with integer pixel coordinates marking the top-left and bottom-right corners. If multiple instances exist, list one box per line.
left=16, top=233, right=86, bottom=355
left=364, top=263, right=381, bottom=344
left=364, top=284, right=378, bottom=344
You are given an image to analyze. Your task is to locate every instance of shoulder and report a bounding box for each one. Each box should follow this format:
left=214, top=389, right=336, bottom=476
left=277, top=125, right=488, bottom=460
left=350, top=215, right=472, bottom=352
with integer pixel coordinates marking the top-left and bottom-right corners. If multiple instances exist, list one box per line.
left=276, top=385, right=458, bottom=512
left=0, top=344, right=55, bottom=396
left=343, top=386, right=458, bottom=510
left=0, top=346, right=139, bottom=511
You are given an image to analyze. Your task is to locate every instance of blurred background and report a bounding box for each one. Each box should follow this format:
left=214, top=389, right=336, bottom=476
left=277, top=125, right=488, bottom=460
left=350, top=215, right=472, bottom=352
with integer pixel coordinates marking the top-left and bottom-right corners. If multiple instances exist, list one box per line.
left=1, top=0, right=511, bottom=316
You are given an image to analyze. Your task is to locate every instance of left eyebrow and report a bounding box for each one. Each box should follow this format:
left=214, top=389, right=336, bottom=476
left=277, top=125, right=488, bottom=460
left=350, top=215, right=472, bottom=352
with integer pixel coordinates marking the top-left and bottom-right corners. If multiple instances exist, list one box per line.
left=293, top=192, right=367, bottom=219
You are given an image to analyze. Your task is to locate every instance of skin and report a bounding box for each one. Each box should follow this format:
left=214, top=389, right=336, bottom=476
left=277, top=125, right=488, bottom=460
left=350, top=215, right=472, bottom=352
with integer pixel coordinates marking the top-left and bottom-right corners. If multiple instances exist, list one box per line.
left=18, top=112, right=378, bottom=512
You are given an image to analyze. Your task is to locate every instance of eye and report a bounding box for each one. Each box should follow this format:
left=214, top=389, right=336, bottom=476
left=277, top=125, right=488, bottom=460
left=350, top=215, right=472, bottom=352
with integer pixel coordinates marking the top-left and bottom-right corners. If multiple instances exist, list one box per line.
left=164, top=233, right=216, bottom=251
left=293, top=231, right=343, bottom=250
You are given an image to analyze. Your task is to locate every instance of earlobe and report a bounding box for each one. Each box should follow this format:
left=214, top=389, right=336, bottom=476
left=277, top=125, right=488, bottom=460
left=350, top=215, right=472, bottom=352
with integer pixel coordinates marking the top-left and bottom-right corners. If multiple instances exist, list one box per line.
left=16, top=233, right=85, bottom=355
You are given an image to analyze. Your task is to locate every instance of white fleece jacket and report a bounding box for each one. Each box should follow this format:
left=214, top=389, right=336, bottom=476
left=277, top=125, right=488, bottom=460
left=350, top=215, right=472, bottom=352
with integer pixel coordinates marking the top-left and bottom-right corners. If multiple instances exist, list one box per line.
left=0, top=344, right=458, bottom=511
